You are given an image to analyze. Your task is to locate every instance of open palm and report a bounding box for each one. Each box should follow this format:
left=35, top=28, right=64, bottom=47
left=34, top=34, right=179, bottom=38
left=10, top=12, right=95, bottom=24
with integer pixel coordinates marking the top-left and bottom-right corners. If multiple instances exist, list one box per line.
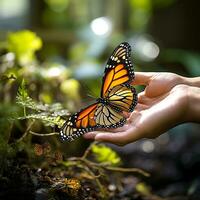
left=84, top=72, right=189, bottom=145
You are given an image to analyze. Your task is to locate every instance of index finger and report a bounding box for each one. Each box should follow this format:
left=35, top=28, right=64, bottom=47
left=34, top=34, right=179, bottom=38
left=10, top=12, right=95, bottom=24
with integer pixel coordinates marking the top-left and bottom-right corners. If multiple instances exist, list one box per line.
left=131, top=72, right=155, bottom=86
left=94, top=127, right=144, bottom=146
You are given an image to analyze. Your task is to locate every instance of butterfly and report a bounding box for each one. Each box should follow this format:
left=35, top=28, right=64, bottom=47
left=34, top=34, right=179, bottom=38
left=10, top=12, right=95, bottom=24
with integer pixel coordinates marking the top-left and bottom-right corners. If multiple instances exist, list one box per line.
left=60, top=42, right=137, bottom=141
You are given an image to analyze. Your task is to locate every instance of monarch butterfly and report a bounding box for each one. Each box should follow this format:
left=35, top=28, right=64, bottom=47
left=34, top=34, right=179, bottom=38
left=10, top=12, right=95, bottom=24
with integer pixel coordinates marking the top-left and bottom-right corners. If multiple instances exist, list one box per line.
left=60, top=42, right=137, bottom=141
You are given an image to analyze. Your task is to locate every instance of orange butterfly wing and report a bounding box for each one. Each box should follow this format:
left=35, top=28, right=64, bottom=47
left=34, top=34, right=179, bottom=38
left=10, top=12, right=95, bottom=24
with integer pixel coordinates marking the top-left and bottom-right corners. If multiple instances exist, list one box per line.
left=60, top=103, right=99, bottom=141
left=76, top=103, right=97, bottom=128
left=101, top=42, right=134, bottom=97
left=60, top=42, right=137, bottom=142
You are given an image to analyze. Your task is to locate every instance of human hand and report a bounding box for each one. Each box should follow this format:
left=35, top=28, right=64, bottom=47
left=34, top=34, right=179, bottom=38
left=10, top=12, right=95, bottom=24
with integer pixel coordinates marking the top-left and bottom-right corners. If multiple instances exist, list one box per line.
left=132, top=72, right=185, bottom=98
left=84, top=72, right=200, bottom=146
left=84, top=84, right=190, bottom=145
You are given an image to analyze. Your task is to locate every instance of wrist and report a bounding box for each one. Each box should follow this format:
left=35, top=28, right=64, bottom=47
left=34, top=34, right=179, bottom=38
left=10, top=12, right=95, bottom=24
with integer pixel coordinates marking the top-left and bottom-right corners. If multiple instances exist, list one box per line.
left=173, top=85, right=190, bottom=123
left=184, top=77, right=200, bottom=88
left=187, top=86, right=200, bottom=122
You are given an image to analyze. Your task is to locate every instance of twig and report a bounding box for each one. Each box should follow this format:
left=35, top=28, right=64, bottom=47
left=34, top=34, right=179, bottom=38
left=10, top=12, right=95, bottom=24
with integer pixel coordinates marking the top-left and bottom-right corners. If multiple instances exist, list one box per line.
left=29, top=131, right=59, bottom=136
left=16, top=120, right=35, bottom=143
left=23, top=105, right=26, bottom=117
left=68, top=157, right=150, bottom=177
left=65, top=148, right=150, bottom=198
left=82, top=141, right=98, bottom=159
left=85, top=165, right=107, bottom=198
left=104, top=166, right=150, bottom=177
left=6, top=121, right=14, bottom=143
left=63, top=160, right=107, bottom=198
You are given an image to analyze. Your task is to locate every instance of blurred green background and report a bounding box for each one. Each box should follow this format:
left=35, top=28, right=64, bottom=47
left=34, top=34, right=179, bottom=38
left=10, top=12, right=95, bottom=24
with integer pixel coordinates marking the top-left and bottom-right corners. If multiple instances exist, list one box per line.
left=0, top=0, right=200, bottom=142
left=1, top=0, right=200, bottom=87
left=0, top=0, right=200, bottom=197
left=1, top=0, right=200, bottom=98
left=0, top=0, right=200, bottom=152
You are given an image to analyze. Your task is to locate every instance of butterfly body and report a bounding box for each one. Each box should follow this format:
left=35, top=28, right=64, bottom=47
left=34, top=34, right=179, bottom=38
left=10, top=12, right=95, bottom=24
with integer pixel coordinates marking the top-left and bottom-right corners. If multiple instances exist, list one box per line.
left=97, top=97, right=109, bottom=104
left=60, top=42, right=137, bottom=142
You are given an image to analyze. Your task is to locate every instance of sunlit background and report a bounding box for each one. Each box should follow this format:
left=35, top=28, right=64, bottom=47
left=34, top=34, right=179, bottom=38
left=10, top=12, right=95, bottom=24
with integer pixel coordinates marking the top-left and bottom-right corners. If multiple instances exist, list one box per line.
left=0, top=0, right=200, bottom=197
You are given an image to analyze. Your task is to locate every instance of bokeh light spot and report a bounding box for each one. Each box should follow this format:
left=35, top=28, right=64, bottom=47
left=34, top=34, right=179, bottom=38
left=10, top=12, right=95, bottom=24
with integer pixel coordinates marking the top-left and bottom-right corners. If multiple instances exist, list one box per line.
left=141, top=141, right=155, bottom=153
left=90, top=17, right=112, bottom=36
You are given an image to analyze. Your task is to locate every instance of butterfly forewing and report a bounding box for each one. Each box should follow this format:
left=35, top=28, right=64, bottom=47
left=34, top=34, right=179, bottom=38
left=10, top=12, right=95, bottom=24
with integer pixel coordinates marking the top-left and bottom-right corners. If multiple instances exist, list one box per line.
left=101, top=42, right=134, bottom=98
left=60, top=42, right=137, bottom=142
left=60, top=102, right=126, bottom=141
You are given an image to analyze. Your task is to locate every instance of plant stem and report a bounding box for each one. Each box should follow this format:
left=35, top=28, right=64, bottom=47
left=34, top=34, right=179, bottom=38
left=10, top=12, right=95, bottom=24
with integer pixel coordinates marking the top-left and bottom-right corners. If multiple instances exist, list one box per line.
left=29, top=131, right=59, bottom=136
left=23, top=106, right=26, bottom=117
left=82, top=141, right=98, bottom=159
left=104, top=166, right=150, bottom=177
left=63, top=160, right=107, bottom=199
left=69, top=157, right=150, bottom=177
left=16, top=120, right=35, bottom=143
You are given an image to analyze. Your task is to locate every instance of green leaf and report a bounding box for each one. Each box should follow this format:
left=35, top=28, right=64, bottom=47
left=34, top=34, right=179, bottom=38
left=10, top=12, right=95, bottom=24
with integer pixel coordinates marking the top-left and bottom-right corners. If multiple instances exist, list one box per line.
left=17, top=113, right=63, bottom=127
left=16, top=79, right=68, bottom=128
left=91, top=144, right=121, bottom=166
left=18, top=79, right=28, bottom=99
left=7, top=30, right=42, bottom=65
left=16, top=79, right=39, bottom=111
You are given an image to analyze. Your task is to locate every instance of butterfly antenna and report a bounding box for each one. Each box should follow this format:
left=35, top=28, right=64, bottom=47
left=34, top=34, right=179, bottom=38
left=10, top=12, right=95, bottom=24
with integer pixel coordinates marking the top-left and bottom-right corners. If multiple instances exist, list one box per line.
left=87, top=93, right=96, bottom=99
left=79, top=82, right=98, bottom=105
left=81, top=82, right=98, bottom=98
left=81, top=93, right=97, bottom=105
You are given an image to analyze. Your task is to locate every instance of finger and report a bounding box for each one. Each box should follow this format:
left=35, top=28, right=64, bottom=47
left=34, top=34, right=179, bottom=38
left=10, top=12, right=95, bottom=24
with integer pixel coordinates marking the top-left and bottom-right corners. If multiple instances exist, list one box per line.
left=122, top=111, right=131, bottom=118
left=83, top=127, right=122, bottom=140
left=134, top=103, right=149, bottom=111
left=131, top=72, right=154, bottom=86
left=84, top=123, right=129, bottom=140
left=94, top=127, right=144, bottom=146
left=137, top=91, right=162, bottom=106
left=108, top=124, right=130, bottom=132
left=83, top=131, right=99, bottom=140
left=94, top=132, right=126, bottom=145
left=137, top=91, right=145, bottom=102
left=137, top=92, right=151, bottom=104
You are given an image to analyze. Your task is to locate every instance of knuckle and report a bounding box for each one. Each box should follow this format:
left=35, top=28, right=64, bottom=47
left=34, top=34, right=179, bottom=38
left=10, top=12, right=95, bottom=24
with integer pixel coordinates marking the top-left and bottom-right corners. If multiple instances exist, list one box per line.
left=172, top=84, right=189, bottom=92
left=172, top=84, right=189, bottom=105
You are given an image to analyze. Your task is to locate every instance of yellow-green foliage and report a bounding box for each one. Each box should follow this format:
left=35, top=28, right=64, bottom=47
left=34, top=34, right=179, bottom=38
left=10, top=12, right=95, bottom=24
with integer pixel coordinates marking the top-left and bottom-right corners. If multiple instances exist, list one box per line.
left=136, top=182, right=151, bottom=196
left=91, top=144, right=121, bottom=166
left=60, top=79, right=80, bottom=99
left=16, top=79, right=65, bottom=128
left=16, top=79, right=39, bottom=112
left=7, top=30, right=42, bottom=65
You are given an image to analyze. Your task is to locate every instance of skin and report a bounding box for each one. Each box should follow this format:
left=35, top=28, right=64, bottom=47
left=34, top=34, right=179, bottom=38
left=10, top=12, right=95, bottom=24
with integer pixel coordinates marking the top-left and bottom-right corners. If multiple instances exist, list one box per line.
left=84, top=72, right=200, bottom=146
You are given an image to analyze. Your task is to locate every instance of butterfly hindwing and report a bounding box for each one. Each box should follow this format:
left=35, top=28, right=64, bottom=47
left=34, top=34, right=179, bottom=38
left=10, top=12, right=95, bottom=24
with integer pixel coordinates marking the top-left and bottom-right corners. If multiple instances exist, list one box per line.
left=60, top=103, right=99, bottom=141
left=107, top=84, right=137, bottom=113
left=60, top=42, right=137, bottom=142
left=101, top=42, right=134, bottom=97
left=60, top=102, right=127, bottom=141
left=94, top=104, right=126, bottom=128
